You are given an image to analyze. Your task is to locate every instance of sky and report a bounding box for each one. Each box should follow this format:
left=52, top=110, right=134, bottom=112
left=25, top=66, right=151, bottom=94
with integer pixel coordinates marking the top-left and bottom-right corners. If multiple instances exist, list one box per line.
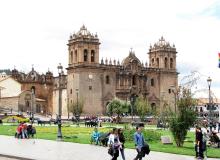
left=0, top=0, right=220, bottom=99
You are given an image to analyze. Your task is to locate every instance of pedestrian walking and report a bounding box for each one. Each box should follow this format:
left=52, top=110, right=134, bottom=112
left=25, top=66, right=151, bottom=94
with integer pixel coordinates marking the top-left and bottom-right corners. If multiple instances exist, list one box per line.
left=118, top=128, right=125, bottom=160
left=202, top=128, right=209, bottom=158
left=218, top=121, right=220, bottom=133
left=108, top=128, right=121, bottom=160
left=195, top=126, right=204, bottom=159
left=133, top=126, right=145, bottom=160
left=209, top=121, right=213, bottom=132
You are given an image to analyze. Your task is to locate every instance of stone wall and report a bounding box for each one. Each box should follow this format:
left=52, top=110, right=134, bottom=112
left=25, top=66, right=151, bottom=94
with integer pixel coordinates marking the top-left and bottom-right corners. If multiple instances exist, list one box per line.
left=0, top=96, right=19, bottom=111
left=0, top=77, right=21, bottom=97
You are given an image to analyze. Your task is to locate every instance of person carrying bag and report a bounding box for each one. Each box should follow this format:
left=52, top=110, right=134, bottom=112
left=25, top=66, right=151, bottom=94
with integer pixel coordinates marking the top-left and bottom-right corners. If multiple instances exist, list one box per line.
left=108, top=128, right=121, bottom=160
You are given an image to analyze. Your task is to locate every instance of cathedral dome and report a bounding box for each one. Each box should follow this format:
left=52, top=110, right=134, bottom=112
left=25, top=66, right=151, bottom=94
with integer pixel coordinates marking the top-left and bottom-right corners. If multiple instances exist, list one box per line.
left=76, top=25, right=91, bottom=36
left=150, top=36, right=176, bottom=51
left=70, top=25, right=98, bottom=40
left=122, top=49, right=141, bottom=66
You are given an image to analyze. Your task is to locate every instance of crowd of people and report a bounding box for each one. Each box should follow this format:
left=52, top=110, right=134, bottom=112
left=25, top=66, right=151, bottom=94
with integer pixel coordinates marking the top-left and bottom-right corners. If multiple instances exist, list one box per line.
left=15, top=123, right=36, bottom=139
left=90, top=125, right=150, bottom=160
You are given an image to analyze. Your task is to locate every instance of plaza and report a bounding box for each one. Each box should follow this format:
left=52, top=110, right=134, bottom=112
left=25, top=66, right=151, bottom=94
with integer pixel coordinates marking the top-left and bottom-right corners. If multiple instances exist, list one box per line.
left=0, top=135, right=219, bottom=160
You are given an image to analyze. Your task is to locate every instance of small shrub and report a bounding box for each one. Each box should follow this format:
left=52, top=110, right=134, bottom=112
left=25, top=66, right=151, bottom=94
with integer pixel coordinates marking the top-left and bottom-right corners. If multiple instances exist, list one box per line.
left=123, top=128, right=161, bottom=142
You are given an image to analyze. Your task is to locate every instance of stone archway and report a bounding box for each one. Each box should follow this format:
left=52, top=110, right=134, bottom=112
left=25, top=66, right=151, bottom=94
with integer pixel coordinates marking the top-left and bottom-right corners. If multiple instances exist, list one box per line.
left=103, top=92, right=114, bottom=114
left=18, top=90, right=32, bottom=113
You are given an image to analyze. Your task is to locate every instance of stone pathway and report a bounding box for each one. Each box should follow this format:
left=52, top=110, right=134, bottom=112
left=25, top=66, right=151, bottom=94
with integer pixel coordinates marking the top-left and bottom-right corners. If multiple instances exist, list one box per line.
left=0, top=135, right=218, bottom=160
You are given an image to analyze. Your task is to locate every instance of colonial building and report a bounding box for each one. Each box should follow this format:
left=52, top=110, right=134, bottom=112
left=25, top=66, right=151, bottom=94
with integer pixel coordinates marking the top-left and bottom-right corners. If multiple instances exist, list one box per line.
left=10, top=67, right=54, bottom=114
left=0, top=67, right=68, bottom=116
left=67, top=25, right=178, bottom=115
left=196, top=98, right=220, bottom=122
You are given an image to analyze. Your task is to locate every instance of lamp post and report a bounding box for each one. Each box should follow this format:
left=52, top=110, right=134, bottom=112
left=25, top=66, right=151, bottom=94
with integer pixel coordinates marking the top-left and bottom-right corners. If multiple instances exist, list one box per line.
left=31, top=87, right=35, bottom=124
left=75, top=89, right=79, bottom=126
left=57, top=63, right=63, bottom=141
left=207, top=77, right=212, bottom=126
left=129, top=87, right=135, bottom=121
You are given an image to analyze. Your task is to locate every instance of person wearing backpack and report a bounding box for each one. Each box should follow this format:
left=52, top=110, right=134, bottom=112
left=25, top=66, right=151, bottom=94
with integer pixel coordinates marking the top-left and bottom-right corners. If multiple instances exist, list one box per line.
left=133, top=126, right=145, bottom=160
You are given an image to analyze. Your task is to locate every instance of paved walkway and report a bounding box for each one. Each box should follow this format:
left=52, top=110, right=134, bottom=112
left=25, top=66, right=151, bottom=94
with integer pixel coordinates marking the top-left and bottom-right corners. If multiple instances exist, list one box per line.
left=0, top=135, right=219, bottom=160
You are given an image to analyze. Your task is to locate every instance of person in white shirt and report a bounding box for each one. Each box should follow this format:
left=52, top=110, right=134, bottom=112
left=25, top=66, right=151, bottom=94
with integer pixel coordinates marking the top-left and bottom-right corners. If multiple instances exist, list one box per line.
left=108, top=128, right=121, bottom=160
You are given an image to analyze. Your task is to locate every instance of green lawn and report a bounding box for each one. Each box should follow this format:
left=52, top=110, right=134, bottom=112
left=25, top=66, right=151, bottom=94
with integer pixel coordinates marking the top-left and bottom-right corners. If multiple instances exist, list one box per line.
left=0, top=124, right=219, bottom=158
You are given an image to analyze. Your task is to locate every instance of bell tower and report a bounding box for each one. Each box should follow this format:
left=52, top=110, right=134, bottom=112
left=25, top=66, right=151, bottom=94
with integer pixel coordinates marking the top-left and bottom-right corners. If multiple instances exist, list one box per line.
left=148, top=36, right=177, bottom=70
left=67, top=25, right=100, bottom=66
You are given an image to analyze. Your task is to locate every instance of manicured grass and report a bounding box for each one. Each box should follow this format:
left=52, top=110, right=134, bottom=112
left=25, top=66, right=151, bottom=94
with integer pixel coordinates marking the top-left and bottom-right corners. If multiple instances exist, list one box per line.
left=0, top=124, right=219, bottom=158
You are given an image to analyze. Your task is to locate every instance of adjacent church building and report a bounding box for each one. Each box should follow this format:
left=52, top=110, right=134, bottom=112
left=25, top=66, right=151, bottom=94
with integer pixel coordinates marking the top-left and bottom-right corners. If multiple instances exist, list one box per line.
left=67, top=25, right=178, bottom=115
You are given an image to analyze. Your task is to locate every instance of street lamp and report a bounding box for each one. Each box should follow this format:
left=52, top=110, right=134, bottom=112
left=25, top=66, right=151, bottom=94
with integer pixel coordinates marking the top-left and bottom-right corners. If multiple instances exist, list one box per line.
left=31, top=87, right=35, bottom=124
left=75, top=89, right=79, bottom=126
left=207, top=77, right=212, bottom=126
left=129, top=87, right=135, bottom=121
left=57, top=63, right=63, bottom=141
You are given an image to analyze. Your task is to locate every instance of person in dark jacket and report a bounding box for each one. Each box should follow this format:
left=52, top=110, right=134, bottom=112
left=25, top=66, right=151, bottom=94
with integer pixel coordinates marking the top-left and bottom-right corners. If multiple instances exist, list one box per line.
left=118, top=128, right=125, bottom=160
left=195, top=126, right=204, bottom=159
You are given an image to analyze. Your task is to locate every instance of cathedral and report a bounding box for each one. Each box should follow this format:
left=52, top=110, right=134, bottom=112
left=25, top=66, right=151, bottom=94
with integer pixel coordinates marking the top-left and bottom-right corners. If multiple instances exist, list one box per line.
left=67, top=25, right=178, bottom=115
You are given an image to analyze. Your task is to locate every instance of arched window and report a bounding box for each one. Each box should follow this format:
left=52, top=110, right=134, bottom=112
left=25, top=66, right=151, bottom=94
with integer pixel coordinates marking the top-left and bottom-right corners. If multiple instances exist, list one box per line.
left=165, top=57, right=168, bottom=68
left=151, top=78, right=154, bottom=87
left=156, top=58, right=159, bottom=67
left=31, top=86, right=36, bottom=94
left=70, top=51, right=73, bottom=63
left=170, top=58, right=173, bottom=69
left=106, top=75, right=110, bottom=84
left=84, top=49, right=88, bottom=62
left=132, top=75, right=136, bottom=85
left=151, top=58, right=154, bottom=65
left=74, top=50, right=77, bottom=62
left=70, top=89, right=72, bottom=94
left=91, top=50, right=95, bottom=62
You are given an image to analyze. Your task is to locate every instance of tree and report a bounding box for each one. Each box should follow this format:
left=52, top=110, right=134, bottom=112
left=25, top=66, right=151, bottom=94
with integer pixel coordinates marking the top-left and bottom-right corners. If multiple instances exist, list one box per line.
left=68, top=99, right=84, bottom=118
left=135, top=96, right=151, bottom=121
left=107, top=98, right=128, bottom=123
left=169, top=88, right=197, bottom=147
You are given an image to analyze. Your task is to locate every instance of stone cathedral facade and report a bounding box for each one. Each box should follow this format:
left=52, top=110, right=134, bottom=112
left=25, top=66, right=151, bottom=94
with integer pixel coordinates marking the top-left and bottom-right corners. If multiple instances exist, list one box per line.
left=67, top=25, right=178, bottom=115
